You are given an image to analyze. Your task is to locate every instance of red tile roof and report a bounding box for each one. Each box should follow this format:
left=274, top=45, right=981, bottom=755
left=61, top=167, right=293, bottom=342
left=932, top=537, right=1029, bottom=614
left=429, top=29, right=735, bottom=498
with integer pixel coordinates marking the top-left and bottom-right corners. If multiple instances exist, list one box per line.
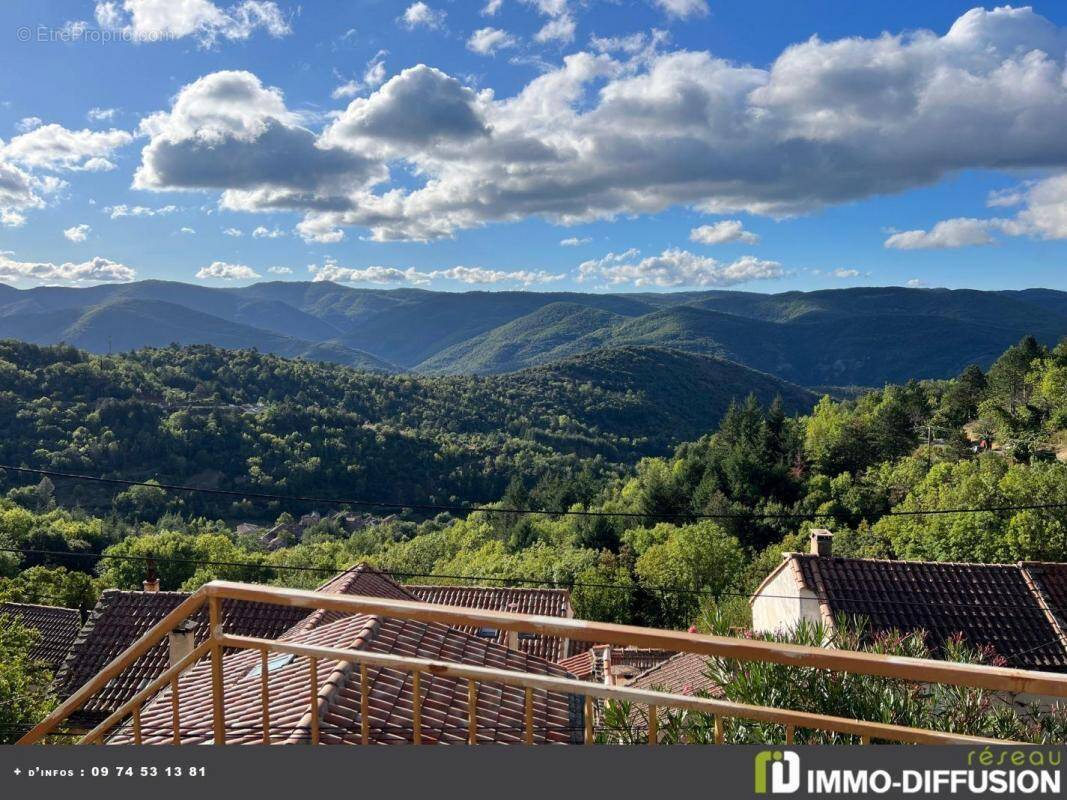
left=0, top=602, right=82, bottom=673
left=627, top=652, right=717, bottom=697
left=765, top=554, right=1067, bottom=672
left=55, top=590, right=309, bottom=726
left=407, top=585, right=575, bottom=660
left=110, top=566, right=583, bottom=744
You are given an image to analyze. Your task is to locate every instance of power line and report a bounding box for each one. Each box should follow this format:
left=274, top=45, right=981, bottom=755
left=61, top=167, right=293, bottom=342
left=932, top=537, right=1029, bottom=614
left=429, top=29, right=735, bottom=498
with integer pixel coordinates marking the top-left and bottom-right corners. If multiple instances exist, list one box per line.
left=5, top=464, right=1067, bottom=521
left=8, top=544, right=1067, bottom=619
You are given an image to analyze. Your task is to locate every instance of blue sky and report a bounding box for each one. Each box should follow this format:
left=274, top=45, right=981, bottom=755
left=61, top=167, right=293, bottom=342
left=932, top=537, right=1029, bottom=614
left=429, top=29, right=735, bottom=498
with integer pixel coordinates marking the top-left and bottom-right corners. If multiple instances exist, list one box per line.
left=1, top=1, right=1066, bottom=293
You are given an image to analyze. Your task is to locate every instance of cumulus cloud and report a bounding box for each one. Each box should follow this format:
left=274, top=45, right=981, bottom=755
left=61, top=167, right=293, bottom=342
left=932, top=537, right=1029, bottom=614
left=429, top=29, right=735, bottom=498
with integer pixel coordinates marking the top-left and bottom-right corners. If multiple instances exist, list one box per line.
left=63, top=223, right=91, bottom=242
left=195, top=261, right=261, bottom=279
left=535, top=15, right=575, bottom=44
left=560, top=236, right=591, bottom=246
left=0, top=253, right=135, bottom=283
left=831, top=268, right=861, bottom=278
left=651, top=0, right=708, bottom=19
left=252, top=225, right=285, bottom=238
left=129, top=7, right=1067, bottom=244
left=267, top=265, right=292, bottom=274
left=400, top=3, right=446, bottom=30
left=105, top=203, right=178, bottom=218
left=689, top=220, right=759, bottom=245
left=310, top=259, right=564, bottom=286
left=223, top=227, right=243, bottom=236
left=468, top=27, right=518, bottom=55
left=89, top=0, right=290, bottom=46
left=134, top=70, right=381, bottom=217
left=1, top=123, right=132, bottom=171
left=482, top=0, right=504, bottom=14
left=884, top=218, right=1002, bottom=249
left=0, top=160, right=48, bottom=227
left=578, top=247, right=784, bottom=287
left=178, top=226, right=196, bottom=234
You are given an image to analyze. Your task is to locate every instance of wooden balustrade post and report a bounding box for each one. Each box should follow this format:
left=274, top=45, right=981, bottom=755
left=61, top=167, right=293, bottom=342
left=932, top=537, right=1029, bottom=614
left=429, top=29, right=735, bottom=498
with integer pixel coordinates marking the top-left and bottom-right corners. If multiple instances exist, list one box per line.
left=260, top=649, right=271, bottom=744
left=467, top=680, right=478, bottom=744
left=360, top=664, right=370, bottom=745
left=208, top=595, right=226, bottom=745
left=170, top=677, right=181, bottom=745
left=648, top=705, right=658, bottom=745
left=412, top=671, right=422, bottom=745
left=584, top=696, right=594, bottom=744
left=524, top=687, right=534, bottom=744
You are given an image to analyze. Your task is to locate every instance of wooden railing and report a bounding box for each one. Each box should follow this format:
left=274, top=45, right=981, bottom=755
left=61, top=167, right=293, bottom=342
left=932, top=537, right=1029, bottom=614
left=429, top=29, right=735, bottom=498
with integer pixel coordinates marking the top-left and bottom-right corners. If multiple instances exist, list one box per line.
left=19, top=579, right=1067, bottom=746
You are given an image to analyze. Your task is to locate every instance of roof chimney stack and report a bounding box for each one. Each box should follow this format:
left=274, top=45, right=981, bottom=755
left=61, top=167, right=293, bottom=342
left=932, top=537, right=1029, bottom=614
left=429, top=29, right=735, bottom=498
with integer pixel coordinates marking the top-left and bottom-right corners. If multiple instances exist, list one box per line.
left=168, top=619, right=198, bottom=668
left=143, top=558, right=160, bottom=593
left=810, top=529, right=833, bottom=558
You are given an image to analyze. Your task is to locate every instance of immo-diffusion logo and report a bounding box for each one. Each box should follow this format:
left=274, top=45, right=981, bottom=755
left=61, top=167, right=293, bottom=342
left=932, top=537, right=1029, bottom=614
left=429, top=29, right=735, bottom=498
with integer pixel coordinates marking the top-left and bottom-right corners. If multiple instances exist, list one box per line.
left=755, top=750, right=802, bottom=794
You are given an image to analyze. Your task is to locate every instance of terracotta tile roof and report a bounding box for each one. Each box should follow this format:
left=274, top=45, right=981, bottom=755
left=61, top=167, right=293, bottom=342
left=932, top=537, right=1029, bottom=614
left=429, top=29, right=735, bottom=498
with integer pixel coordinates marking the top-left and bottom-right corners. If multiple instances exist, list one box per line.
left=110, top=566, right=584, bottom=744
left=779, top=554, right=1067, bottom=672
left=407, top=585, right=575, bottom=660
left=55, top=590, right=309, bottom=726
left=558, top=649, right=597, bottom=680
left=627, top=652, right=717, bottom=696
left=0, top=602, right=81, bottom=673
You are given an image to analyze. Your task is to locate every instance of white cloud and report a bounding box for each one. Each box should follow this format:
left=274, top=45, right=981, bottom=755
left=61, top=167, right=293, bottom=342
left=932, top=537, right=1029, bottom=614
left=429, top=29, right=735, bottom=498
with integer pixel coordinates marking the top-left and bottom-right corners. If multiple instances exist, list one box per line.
left=179, top=226, right=196, bottom=234
left=468, top=27, right=518, bottom=56
left=1, top=123, right=132, bottom=171
left=223, top=227, right=243, bottom=236
left=884, top=218, right=1000, bottom=250
left=63, top=223, right=91, bottom=242
left=267, top=265, right=292, bottom=274
left=310, top=259, right=564, bottom=286
left=88, top=0, right=290, bottom=46
left=535, top=15, right=575, bottom=44
left=15, top=117, right=43, bottom=133
left=560, top=236, right=591, bottom=246
left=400, top=3, right=446, bottom=30
left=906, top=278, right=927, bottom=288
left=133, top=70, right=380, bottom=217
left=578, top=247, right=784, bottom=287
left=689, top=219, right=759, bottom=245
left=195, top=261, right=261, bottom=280
left=105, top=203, right=178, bottom=218
left=252, top=225, right=285, bottom=238
left=332, top=50, right=389, bottom=99
left=831, top=268, right=861, bottom=279
left=129, top=7, right=1067, bottom=244
left=87, top=107, right=119, bottom=122
left=482, top=0, right=504, bottom=15
left=0, top=160, right=47, bottom=227
left=0, top=253, right=135, bottom=283
left=651, top=0, right=708, bottom=19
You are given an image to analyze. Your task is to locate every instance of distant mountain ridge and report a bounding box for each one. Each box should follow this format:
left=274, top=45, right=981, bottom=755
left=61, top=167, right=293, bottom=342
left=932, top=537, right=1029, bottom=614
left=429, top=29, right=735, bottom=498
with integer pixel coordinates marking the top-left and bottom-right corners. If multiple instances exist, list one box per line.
left=0, top=280, right=1063, bottom=386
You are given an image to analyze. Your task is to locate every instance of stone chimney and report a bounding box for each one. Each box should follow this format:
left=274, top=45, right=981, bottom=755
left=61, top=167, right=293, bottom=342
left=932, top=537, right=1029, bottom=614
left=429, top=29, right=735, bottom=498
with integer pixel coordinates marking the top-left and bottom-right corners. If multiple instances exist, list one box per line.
left=143, top=558, right=160, bottom=593
left=168, top=619, right=198, bottom=668
left=810, top=528, right=833, bottom=557
left=506, top=602, right=520, bottom=650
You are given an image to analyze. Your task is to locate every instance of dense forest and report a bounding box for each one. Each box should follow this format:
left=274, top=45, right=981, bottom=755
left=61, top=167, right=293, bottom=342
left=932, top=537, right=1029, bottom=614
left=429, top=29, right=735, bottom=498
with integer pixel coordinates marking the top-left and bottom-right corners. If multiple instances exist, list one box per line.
left=1, top=335, right=1065, bottom=636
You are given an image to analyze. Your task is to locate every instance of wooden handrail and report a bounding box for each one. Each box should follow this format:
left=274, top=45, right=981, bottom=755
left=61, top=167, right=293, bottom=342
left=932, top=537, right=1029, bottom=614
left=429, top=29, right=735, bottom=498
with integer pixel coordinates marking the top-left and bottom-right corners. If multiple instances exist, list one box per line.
left=20, top=579, right=1063, bottom=746
left=18, top=590, right=208, bottom=745
left=204, top=580, right=1067, bottom=699
left=218, top=633, right=1005, bottom=745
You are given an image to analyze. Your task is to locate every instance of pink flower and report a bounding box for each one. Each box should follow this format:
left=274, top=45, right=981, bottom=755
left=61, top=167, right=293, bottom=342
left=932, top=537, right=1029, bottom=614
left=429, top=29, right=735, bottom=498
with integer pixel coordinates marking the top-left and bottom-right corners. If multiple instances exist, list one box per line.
left=687, top=625, right=698, bottom=634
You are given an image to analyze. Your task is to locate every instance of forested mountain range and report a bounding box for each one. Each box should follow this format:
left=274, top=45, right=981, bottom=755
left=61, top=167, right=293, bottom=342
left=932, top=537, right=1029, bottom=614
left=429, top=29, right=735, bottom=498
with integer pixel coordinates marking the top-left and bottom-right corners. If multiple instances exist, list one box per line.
left=2, top=281, right=1065, bottom=386
left=0, top=341, right=814, bottom=518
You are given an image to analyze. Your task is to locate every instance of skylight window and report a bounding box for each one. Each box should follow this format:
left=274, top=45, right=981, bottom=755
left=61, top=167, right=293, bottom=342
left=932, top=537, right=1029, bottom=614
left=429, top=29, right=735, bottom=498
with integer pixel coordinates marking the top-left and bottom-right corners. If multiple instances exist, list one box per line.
left=244, top=653, right=295, bottom=678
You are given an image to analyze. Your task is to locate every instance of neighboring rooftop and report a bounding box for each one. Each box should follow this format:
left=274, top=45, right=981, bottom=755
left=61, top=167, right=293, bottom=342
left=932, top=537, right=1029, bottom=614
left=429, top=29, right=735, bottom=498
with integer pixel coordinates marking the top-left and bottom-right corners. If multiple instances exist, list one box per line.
left=752, top=541, right=1067, bottom=672
left=54, top=589, right=310, bottom=726
left=628, top=652, right=717, bottom=697
left=110, top=565, right=582, bottom=745
left=0, top=602, right=82, bottom=673
left=407, top=584, right=578, bottom=661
